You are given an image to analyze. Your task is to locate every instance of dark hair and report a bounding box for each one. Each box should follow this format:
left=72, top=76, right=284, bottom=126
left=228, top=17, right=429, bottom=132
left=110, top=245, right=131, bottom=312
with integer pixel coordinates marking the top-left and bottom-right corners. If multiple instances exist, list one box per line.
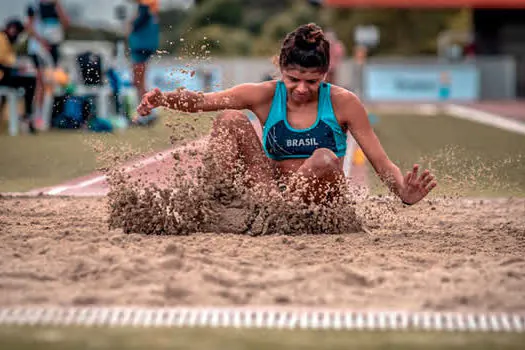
left=5, top=18, right=24, bottom=34
left=279, top=23, right=330, bottom=73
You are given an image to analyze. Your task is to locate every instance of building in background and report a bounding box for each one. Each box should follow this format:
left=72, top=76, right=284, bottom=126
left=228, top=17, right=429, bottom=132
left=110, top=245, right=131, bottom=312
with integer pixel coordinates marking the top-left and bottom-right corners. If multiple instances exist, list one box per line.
left=473, top=8, right=525, bottom=97
left=324, top=0, right=525, bottom=98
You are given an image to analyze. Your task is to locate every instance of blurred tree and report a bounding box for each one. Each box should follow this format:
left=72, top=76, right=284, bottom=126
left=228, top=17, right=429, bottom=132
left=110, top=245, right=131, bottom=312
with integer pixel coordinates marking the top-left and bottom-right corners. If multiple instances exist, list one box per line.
left=241, top=0, right=294, bottom=35
left=157, top=0, right=467, bottom=57
left=252, top=0, right=320, bottom=55
left=160, top=0, right=245, bottom=54
left=183, top=24, right=254, bottom=56
left=448, top=8, right=472, bottom=32
left=323, top=8, right=462, bottom=56
left=182, top=0, right=244, bottom=29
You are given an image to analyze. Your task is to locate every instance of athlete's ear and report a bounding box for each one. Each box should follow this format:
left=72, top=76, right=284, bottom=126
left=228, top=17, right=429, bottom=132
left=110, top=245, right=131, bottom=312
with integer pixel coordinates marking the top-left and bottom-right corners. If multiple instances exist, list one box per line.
left=279, top=67, right=287, bottom=79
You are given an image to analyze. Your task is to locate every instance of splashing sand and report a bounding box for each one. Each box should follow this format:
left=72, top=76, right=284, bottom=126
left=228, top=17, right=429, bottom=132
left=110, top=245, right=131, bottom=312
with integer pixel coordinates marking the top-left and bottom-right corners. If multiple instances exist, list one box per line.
left=101, top=111, right=524, bottom=238
left=105, top=133, right=365, bottom=236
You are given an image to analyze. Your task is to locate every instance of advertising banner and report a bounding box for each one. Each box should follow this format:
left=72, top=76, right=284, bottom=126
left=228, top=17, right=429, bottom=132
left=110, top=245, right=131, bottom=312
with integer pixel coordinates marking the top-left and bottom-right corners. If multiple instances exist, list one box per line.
left=117, top=64, right=223, bottom=93
left=364, top=64, right=480, bottom=101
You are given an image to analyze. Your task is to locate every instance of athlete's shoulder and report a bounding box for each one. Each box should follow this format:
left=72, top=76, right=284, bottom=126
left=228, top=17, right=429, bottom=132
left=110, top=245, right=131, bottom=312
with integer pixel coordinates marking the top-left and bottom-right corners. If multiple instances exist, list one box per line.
left=329, top=84, right=362, bottom=106
left=329, top=84, right=367, bottom=124
left=235, top=80, right=276, bottom=104
left=250, top=80, right=278, bottom=93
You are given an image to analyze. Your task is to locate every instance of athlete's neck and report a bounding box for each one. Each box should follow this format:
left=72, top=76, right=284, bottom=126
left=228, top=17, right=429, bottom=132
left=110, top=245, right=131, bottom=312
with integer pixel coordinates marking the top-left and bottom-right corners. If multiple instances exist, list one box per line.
left=287, top=95, right=318, bottom=110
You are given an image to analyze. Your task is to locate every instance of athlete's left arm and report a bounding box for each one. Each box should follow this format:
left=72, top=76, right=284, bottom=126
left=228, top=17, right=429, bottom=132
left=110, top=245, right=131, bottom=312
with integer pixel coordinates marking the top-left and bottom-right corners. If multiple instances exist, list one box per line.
left=332, top=88, right=437, bottom=204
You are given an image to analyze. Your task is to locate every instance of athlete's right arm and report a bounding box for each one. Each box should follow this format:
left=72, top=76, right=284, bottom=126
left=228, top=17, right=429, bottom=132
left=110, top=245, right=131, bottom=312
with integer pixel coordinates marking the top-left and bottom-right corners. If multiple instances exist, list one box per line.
left=137, top=83, right=269, bottom=116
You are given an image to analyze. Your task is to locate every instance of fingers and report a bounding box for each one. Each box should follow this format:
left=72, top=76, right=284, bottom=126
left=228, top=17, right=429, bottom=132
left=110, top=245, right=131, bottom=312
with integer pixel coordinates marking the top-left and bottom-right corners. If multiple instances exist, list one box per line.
left=419, top=169, right=431, bottom=183
left=136, top=102, right=152, bottom=116
left=406, top=164, right=438, bottom=191
left=146, top=88, right=164, bottom=108
left=410, top=166, right=434, bottom=186
left=419, top=180, right=437, bottom=196
left=405, top=171, right=412, bottom=184
left=404, top=164, right=419, bottom=187
left=136, top=89, right=163, bottom=116
left=411, top=164, right=419, bottom=182
left=426, top=181, right=437, bottom=193
left=421, top=173, right=433, bottom=187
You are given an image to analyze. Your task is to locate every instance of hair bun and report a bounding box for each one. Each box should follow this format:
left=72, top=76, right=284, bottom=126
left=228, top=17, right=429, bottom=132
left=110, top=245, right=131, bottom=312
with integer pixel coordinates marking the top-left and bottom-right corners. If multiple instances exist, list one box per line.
left=294, top=23, right=325, bottom=49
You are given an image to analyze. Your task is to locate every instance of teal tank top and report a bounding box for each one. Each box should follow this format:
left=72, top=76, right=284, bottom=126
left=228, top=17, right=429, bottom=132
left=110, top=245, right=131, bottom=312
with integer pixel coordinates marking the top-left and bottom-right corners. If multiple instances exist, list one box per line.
left=128, top=4, right=160, bottom=52
left=262, top=81, right=347, bottom=160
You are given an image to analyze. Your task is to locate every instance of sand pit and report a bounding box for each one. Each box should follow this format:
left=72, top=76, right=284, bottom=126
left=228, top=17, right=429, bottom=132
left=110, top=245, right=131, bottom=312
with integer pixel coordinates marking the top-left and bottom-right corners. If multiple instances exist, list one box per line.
left=1, top=195, right=524, bottom=312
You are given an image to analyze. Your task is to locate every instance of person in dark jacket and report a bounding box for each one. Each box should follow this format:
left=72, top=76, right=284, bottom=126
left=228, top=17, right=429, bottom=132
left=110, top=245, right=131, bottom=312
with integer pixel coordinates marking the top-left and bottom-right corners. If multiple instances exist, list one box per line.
left=0, top=19, right=37, bottom=133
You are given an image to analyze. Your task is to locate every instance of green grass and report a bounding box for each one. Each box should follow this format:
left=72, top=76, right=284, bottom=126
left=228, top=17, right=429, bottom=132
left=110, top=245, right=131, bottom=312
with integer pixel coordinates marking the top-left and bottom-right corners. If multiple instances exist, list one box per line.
left=0, top=326, right=524, bottom=350
left=0, top=111, right=213, bottom=192
left=368, top=113, right=525, bottom=197
left=1, top=111, right=524, bottom=196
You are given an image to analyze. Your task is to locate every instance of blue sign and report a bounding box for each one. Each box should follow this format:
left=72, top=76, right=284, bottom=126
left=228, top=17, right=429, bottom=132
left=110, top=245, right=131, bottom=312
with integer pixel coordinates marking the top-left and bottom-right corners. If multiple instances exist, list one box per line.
left=116, top=65, right=223, bottom=93
left=147, top=65, right=223, bottom=93
left=364, top=65, right=479, bottom=101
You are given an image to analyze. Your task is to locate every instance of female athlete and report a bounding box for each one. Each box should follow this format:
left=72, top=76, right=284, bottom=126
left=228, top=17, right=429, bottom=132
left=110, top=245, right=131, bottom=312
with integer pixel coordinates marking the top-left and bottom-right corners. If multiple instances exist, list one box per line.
left=136, top=23, right=437, bottom=206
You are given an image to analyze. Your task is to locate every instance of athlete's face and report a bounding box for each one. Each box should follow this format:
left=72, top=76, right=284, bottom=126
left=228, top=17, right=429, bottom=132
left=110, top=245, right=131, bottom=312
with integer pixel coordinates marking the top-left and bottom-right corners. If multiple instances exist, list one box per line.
left=281, top=67, right=326, bottom=104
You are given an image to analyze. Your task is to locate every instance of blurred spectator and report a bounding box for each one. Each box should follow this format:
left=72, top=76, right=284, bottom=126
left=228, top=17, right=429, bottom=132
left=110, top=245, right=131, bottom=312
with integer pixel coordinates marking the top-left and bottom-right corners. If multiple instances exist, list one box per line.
left=128, top=0, right=160, bottom=125
left=463, top=39, right=476, bottom=59
left=26, top=0, right=69, bottom=124
left=0, top=18, right=37, bottom=133
left=325, top=30, right=346, bottom=85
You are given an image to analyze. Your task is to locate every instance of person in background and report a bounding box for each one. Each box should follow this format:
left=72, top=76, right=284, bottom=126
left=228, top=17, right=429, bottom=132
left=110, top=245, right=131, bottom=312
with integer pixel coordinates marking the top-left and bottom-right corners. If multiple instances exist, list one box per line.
left=325, top=30, right=346, bottom=85
left=26, top=0, right=69, bottom=127
left=128, top=0, right=160, bottom=125
left=0, top=19, right=37, bottom=133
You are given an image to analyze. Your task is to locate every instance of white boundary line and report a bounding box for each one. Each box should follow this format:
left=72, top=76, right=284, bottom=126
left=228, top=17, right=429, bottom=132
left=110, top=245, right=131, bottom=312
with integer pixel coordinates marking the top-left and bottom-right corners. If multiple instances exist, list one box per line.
left=43, top=139, right=208, bottom=196
left=444, top=104, right=525, bottom=135
left=0, top=307, right=523, bottom=332
left=343, top=131, right=356, bottom=177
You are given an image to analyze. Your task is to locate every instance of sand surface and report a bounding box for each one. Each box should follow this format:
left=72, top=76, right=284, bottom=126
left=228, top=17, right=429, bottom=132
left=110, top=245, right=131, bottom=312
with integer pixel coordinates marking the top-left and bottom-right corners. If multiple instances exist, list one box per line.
left=1, top=195, right=524, bottom=312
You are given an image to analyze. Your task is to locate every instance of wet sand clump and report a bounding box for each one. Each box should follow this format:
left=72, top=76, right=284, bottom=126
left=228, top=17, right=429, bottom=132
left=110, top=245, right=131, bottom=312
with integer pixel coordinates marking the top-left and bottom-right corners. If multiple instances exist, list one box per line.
left=106, top=143, right=364, bottom=236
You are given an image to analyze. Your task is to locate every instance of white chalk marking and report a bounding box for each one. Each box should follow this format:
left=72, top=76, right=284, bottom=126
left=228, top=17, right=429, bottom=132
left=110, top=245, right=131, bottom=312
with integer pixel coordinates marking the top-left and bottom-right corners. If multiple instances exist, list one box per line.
left=46, top=186, right=71, bottom=195
left=445, top=104, right=525, bottom=135
left=42, top=139, right=208, bottom=195
left=343, top=132, right=356, bottom=177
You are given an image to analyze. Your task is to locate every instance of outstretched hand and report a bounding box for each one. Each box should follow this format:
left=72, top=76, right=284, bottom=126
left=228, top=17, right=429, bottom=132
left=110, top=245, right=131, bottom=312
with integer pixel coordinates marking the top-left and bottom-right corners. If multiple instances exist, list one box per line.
left=400, top=164, right=437, bottom=205
left=136, top=88, right=165, bottom=118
